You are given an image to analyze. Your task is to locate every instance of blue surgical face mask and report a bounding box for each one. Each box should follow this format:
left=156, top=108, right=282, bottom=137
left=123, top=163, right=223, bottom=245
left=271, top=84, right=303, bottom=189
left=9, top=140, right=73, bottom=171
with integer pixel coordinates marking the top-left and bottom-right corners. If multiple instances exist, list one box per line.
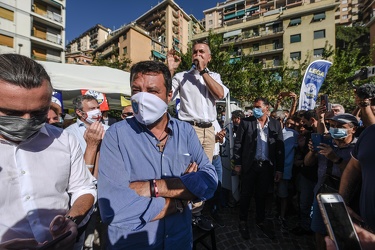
left=329, top=127, right=348, bottom=139
left=252, top=108, right=264, bottom=119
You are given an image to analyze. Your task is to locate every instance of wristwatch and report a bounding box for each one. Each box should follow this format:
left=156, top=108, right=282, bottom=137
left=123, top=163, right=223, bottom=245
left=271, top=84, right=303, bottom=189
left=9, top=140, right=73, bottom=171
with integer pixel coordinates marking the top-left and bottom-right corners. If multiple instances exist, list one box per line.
left=199, top=68, right=209, bottom=76
left=65, top=215, right=78, bottom=224
left=359, top=100, right=371, bottom=107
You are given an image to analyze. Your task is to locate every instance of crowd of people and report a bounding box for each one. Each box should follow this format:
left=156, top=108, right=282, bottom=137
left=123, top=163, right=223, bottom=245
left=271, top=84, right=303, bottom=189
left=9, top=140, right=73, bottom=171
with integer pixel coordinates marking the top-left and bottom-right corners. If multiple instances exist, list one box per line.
left=1, top=44, right=375, bottom=250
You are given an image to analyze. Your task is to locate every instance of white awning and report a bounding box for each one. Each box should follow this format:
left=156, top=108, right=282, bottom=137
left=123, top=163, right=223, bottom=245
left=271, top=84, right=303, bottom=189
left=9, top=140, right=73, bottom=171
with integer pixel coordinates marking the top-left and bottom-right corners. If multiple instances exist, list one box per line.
left=223, top=29, right=242, bottom=38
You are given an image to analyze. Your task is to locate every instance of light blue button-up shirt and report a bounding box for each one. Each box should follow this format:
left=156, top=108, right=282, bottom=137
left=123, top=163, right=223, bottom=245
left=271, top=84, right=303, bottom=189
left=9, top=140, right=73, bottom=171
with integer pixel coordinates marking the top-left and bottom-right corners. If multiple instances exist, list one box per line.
left=98, top=116, right=218, bottom=249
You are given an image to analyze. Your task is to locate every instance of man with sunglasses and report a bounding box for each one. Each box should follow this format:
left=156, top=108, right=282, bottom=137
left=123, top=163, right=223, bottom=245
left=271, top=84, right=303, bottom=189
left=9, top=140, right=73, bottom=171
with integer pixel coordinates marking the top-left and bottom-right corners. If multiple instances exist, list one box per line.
left=0, top=54, right=96, bottom=249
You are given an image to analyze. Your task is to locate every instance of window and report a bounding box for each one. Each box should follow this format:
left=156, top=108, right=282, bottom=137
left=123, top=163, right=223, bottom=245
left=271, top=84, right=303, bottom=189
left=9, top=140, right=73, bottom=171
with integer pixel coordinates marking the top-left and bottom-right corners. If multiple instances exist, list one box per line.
left=289, top=17, right=301, bottom=26
left=342, top=15, right=348, bottom=19
left=253, top=43, right=259, bottom=51
left=314, top=48, right=324, bottom=57
left=0, top=34, right=13, bottom=48
left=0, top=7, right=14, bottom=21
left=290, top=34, right=301, bottom=43
left=290, top=51, right=301, bottom=60
left=313, top=12, right=326, bottom=21
left=314, top=30, right=325, bottom=39
left=122, top=34, right=127, bottom=40
left=342, top=7, right=348, bottom=11
left=208, top=20, right=213, bottom=25
left=123, top=47, right=127, bottom=55
left=342, top=0, right=347, bottom=3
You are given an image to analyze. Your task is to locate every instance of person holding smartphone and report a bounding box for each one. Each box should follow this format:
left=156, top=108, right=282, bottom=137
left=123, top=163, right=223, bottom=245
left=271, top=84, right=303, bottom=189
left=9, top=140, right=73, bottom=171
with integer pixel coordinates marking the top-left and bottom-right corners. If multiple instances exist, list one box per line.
left=304, top=113, right=359, bottom=250
left=325, top=225, right=375, bottom=250
left=0, top=54, right=97, bottom=249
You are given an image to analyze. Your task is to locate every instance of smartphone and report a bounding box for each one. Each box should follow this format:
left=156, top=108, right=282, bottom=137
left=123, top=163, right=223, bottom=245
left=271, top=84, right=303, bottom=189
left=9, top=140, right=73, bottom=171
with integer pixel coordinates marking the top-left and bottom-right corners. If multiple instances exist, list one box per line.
left=321, top=94, right=328, bottom=110
left=317, top=193, right=362, bottom=250
left=311, top=133, right=333, bottom=151
left=37, top=231, right=72, bottom=250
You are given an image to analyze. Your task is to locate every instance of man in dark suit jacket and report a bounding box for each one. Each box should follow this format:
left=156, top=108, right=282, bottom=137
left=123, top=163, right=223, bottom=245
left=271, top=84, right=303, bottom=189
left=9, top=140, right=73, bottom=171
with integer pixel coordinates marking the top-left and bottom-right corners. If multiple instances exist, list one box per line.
left=233, top=97, right=284, bottom=240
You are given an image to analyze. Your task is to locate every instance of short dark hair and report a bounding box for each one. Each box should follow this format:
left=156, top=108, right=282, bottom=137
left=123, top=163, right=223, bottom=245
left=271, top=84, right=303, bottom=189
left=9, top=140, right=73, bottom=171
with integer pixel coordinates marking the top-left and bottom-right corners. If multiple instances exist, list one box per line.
left=254, top=97, right=269, bottom=106
left=300, top=110, right=317, bottom=121
left=73, top=95, right=98, bottom=111
left=0, top=53, right=52, bottom=90
left=231, top=110, right=245, bottom=119
left=356, top=83, right=375, bottom=100
left=130, top=61, right=172, bottom=96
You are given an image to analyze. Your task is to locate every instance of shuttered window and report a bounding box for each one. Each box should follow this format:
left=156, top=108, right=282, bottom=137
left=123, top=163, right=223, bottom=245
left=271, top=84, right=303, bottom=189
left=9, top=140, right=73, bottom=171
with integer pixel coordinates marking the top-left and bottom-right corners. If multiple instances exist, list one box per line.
left=0, top=34, right=13, bottom=48
left=0, top=7, right=14, bottom=21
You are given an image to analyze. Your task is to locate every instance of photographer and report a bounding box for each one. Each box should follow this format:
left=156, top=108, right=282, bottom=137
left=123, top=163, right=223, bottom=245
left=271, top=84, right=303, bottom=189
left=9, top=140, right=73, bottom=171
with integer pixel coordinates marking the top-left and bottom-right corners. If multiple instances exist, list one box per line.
left=339, top=83, right=375, bottom=238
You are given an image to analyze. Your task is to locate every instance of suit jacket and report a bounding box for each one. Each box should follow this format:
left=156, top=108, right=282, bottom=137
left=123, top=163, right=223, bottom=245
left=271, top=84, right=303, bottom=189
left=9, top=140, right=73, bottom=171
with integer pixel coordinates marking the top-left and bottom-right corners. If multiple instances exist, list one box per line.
left=233, top=116, right=284, bottom=173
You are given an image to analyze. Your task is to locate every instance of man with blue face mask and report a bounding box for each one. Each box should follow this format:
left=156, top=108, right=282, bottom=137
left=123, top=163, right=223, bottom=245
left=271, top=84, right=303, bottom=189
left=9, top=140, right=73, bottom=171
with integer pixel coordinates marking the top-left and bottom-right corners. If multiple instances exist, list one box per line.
left=0, top=54, right=96, bottom=249
left=304, top=113, right=358, bottom=249
left=233, top=97, right=284, bottom=240
left=97, top=61, right=217, bottom=249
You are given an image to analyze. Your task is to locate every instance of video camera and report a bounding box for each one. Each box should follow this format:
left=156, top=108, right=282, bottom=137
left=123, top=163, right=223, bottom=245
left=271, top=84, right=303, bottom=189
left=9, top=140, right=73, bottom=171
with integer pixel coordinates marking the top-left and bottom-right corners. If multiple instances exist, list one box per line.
left=347, top=66, right=375, bottom=82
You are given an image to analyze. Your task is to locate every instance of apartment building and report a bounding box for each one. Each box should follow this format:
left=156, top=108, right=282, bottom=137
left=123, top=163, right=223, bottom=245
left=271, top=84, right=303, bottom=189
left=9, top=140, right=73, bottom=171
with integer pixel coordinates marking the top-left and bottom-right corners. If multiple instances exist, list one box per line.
left=195, top=0, right=338, bottom=68
left=335, top=0, right=359, bottom=26
left=65, top=24, right=110, bottom=65
left=359, top=0, right=375, bottom=63
left=91, top=0, right=203, bottom=67
left=0, top=0, right=65, bottom=62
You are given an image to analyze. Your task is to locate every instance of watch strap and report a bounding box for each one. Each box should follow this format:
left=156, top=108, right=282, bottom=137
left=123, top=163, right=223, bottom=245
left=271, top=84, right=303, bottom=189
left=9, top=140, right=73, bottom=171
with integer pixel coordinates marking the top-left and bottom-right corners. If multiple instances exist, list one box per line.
left=199, top=68, right=209, bottom=75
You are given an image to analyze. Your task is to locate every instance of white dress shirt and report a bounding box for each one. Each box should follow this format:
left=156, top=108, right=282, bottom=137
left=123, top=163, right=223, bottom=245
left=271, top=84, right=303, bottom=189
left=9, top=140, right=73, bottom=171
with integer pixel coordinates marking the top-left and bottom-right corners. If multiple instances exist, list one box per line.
left=172, top=68, right=229, bottom=123
left=0, top=124, right=96, bottom=243
left=255, top=117, right=270, bottom=162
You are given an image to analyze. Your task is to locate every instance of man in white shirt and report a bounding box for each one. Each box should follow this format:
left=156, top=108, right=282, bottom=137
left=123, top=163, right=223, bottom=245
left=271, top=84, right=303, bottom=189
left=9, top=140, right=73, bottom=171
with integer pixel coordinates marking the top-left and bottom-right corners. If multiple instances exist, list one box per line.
left=65, top=95, right=108, bottom=178
left=0, top=53, right=96, bottom=249
left=167, top=42, right=229, bottom=162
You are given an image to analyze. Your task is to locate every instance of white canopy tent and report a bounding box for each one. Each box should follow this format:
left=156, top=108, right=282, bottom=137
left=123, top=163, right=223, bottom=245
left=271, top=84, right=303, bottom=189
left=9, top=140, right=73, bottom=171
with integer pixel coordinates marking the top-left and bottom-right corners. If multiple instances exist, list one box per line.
left=38, top=61, right=131, bottom=110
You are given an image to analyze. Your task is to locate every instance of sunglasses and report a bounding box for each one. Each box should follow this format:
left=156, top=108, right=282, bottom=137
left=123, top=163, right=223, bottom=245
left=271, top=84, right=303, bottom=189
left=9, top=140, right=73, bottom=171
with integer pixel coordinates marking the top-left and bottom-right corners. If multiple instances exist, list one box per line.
left=122, top=112, right=133, bottom=117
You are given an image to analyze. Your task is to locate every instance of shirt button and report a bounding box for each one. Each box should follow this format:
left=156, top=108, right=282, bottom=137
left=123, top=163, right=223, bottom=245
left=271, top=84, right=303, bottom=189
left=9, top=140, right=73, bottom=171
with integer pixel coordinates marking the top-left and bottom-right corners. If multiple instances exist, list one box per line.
left=166, top=235, right=168, bottom=238
left=26, top=196, right=30, bottom=200
left=21, top=170, right=26, bottom=174
left=164, top=173, right=167, bottom=176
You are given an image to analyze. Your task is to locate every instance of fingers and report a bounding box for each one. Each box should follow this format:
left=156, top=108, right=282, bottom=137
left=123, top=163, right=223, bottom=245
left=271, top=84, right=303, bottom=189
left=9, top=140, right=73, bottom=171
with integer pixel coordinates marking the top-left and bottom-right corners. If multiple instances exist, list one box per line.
left=49, top=215, right=78, bottom=249
left=184, top=162, right=198, bottom=174
left=0, top=238, right=39, bottom=249
left=324, top=236, right=337, bottom=250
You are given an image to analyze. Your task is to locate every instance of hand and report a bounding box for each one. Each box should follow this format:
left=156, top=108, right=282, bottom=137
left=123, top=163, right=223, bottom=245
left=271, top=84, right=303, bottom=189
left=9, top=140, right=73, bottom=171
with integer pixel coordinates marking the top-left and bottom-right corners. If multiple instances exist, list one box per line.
left=307, top=139, right=315, bottom=152
left=184, top=162, right=198, bottom=174
left=192, top=55, right=206, bottom=71
left=49, top=215, right=78, bottom=250
left=0, top=238, right=40, bottom=249
left=215, top=130, right=226, bottom=143
left=233, top=165, right=241, bottom=175
left=274, top=171, right=283, bottom=182
left=288, top=92, right=297, bottom=99
left=129, top=181, right=150, bottom=197
left=317, top=143, right=335, bottom=160
left=167, top=49, right=181, bottom=72
left=325, top=224, right=375, bottom=250
left=84, top=121, right=104, bottom=147
left=316, top=105, right=326, bottom=120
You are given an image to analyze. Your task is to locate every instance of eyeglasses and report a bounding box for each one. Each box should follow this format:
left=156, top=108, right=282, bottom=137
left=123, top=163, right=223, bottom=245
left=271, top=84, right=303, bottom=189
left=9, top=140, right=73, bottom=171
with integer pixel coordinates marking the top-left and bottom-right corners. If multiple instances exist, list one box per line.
left=121, top=112, right=133, bottom=117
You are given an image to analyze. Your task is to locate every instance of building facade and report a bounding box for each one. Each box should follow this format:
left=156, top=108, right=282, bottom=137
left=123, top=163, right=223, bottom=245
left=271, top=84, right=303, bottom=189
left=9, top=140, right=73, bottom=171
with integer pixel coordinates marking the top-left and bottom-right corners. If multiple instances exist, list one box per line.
left=195, top=0, right=338, bottom=68
left=0, top=0, right=65, bottom=62
left=65, top=24, right=110, bottom=65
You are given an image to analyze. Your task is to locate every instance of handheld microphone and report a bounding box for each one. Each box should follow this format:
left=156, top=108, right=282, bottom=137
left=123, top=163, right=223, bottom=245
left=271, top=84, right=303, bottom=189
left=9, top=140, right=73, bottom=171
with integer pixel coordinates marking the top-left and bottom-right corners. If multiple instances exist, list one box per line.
left=192, top=59, right=199, bottom=69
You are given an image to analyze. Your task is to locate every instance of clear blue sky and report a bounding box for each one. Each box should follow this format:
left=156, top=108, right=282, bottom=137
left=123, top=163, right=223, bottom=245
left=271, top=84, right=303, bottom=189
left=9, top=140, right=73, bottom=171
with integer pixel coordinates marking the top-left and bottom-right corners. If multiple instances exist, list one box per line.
left=65, top=0, right=219, bottom=43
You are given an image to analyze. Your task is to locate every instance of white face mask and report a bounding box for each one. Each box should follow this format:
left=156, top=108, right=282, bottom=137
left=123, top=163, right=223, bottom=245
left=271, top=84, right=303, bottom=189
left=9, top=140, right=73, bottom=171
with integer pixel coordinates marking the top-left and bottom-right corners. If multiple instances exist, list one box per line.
left=131, top=92, right=168, bottom=126
left=85, top=109, right=102, bottom=124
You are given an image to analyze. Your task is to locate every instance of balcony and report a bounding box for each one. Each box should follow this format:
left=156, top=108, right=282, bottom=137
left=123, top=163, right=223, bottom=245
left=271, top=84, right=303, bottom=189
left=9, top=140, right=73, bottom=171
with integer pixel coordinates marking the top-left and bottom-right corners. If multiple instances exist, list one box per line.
left=31, top=29, right=62, bottom=45
left=173, top=20, right=179, bottom=26
left=32, top=5, right=62, bottom=23
left=173, top=10, right=179, bottom=18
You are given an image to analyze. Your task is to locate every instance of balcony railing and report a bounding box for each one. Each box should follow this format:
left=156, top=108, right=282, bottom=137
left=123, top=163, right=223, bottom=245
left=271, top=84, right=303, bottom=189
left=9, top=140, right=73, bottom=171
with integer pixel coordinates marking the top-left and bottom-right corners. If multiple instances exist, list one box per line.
left=31, top=29, right=62, bottom=45
left=32, top=5, right=62, bottom=23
